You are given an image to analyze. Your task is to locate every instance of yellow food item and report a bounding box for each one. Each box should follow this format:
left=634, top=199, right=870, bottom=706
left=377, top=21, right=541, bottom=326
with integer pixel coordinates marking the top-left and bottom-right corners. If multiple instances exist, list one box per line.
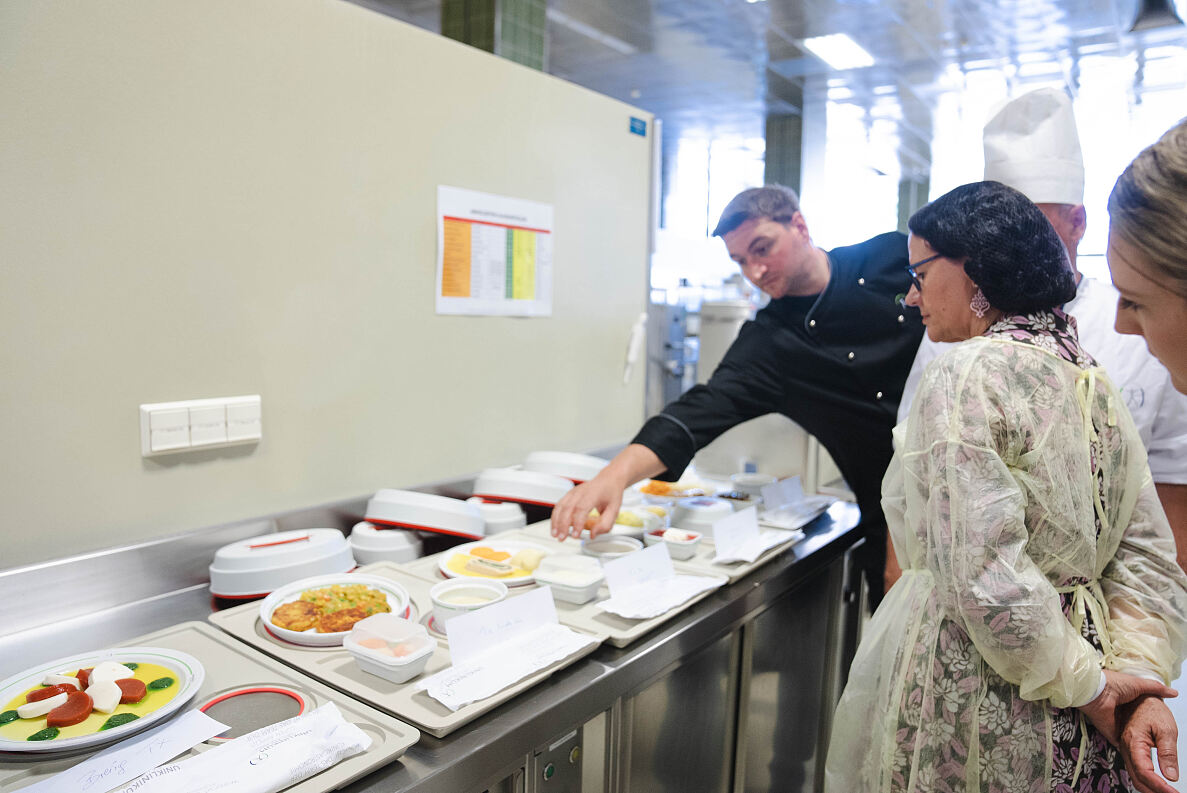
left=614, top=511, right=644, bottom=528
left=446, top=553, right=532, bottom=579
left=642, top=505, right=668, bottom=518
left=270, top=600, right=320, bottom=631
left=471, top=546, right=512, bottom=562
left=298, top=584, right=391, bottom=617
left=465, top=557, right=513, bottom=576
left=639, top=480, right=673, bottom=496
left=509, top=548, right=545, bottom=572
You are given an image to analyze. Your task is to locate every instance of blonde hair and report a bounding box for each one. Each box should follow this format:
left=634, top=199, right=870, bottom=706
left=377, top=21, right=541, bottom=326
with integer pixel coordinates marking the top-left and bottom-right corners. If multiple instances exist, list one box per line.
left=1108, top=118, right=1187, bottom=299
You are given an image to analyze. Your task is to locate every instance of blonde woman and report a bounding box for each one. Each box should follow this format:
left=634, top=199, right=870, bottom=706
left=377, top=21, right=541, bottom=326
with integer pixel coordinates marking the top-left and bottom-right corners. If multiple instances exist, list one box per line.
left=1106, top=116, right=1187, bottom=793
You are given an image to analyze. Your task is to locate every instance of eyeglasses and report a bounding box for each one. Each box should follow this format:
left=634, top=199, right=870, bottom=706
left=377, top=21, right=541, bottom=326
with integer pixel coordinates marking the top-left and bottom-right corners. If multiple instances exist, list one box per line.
left=905, top=253, right=942, bottom=291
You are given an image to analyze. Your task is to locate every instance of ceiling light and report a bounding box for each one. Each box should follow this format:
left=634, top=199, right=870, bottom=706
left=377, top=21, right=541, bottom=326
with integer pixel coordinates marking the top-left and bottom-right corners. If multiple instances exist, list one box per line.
left=802, top=34, right=875, bottom=70
left=746, top=0, right=766, bottom=4
left=1129, top=0, right=1185, bottom=31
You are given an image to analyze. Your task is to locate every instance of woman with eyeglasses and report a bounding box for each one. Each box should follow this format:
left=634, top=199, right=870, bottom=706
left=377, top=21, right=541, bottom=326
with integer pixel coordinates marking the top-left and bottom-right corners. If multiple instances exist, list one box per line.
left=825, top=180, right=1187, bottom=793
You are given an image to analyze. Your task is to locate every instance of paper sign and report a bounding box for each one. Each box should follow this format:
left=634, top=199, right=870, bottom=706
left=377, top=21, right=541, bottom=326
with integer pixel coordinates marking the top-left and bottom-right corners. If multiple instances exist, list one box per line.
left=602, top=543, right=674, bottom=597
left=22, top=710, right=228, bottom=793
left=711, top=506, right=761, bottom=559
left=445, top=586, right=558, bottom=665
left=760, top=475, right=804, bottom=511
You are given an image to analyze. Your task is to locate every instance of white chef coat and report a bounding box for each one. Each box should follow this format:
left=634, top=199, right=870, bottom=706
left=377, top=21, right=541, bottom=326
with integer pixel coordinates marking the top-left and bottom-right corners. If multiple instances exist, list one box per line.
left=898, top=276, right=1187, bottom=484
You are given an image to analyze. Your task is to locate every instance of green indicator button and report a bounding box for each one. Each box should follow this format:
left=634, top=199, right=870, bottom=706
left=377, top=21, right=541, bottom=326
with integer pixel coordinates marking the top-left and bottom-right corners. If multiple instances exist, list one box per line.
left=543, top=762, right=555, bottom=780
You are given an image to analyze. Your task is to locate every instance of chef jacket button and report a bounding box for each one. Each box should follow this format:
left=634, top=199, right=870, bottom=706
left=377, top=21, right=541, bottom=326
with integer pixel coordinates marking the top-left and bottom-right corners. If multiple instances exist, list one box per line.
left=808, top=319, right=816, bottom=328
left=847, top=352, right=855, bottom=360
left=858, top=277, right=865, bottom=285
left=876, top=391, right=883, bottom=400
left=898, top=314, right=905, bottom=323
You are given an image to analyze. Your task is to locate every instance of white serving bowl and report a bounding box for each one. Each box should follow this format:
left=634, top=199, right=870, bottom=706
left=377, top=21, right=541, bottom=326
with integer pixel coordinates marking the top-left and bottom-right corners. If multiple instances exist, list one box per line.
left=209, top=528, right=356, bottom=599
left=466, top=497, right=527, bottom=534
left=259, top=573, right=410, bottom=647
left=365, top=489, right=485, bottom=540
left=671, top=497, right=735, bottom=540
left=534, top=556, right=605, bottom=604
left=348, top=521, right=424, bottom=565
left=730, top=472, right=777, bottom=497
left=471, top=468, right=574, bottom=507
left=522, top=451, right=609, bottom=483
left=344, top=613, right=434, bottom=684
left=429, top=578, right=509, bottom=627
left=580, top=535, right=643, bottom=561
left=642, top=528, right=702, bottom=560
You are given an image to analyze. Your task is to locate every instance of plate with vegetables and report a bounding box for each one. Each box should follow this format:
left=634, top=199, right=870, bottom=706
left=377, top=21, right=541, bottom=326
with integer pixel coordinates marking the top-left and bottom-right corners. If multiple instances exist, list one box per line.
left=259, top=574, right=411, bottom=647
left=0, top=647, right=204, bottom=753
left=438, top=540, right=552, bottom=586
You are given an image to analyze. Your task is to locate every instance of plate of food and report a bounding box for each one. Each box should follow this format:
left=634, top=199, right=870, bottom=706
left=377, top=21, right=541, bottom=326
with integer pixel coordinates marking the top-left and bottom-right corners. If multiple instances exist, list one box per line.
left=259, top=574, right=411, bottom=647
left=636, top=479, right=709, bottom=503
left=437, top=540, right=551, bottom=586
left=0, top=646, right=204, bottom=753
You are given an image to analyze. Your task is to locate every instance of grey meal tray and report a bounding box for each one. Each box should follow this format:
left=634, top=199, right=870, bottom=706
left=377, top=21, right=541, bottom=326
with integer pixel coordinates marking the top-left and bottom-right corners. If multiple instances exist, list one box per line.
left=207, top=564, right=606, bottom=738
left=400, top=530, right=730, bottom=648
left=0, top=621, right=419, bottom=793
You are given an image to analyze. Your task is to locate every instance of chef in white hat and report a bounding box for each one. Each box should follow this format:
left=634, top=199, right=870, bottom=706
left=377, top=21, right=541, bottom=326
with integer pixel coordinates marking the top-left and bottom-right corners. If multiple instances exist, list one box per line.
left=898, top=88, right=1187, bottom=567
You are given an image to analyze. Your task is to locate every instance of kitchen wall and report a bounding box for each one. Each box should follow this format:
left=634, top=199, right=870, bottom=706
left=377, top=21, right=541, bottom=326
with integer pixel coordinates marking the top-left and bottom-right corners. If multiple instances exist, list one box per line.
left=0, top=0, right=653, bottom=568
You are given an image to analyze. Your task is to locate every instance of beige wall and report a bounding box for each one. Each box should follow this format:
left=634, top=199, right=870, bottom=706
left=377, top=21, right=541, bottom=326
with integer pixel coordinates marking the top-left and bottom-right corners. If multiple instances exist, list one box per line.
left=0, top=0, right=652, bottom=569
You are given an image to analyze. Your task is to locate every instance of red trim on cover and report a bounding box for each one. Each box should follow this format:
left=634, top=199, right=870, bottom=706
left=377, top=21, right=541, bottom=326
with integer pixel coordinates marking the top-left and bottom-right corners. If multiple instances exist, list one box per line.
left=366, top=518, right=483, bottom=540
left=247, top=535, right=310, bottom=549
left=470, top=493, right=557, bottom=508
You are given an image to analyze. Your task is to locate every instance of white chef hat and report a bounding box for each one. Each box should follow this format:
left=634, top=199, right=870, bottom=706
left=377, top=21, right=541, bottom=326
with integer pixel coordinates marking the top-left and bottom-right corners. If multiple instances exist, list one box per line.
left=983, top=87, right=1084, bottom=205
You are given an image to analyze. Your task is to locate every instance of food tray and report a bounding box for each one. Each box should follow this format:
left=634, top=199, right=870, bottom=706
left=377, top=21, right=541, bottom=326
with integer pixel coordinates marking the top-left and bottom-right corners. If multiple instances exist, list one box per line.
left=208, top=564, right=606, bottom=738
left=518, top=521, right=802, bottom=584
left=397, top=534, right=569, bottom=585
left=405, top=530, right=728, bottom=649
left=0, top=621, right=418, bottom=793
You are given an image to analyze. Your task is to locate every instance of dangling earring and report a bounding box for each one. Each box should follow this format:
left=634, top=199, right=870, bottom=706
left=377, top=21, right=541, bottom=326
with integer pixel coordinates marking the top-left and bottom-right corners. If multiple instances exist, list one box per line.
left=970, top=288, right=990, bottom=318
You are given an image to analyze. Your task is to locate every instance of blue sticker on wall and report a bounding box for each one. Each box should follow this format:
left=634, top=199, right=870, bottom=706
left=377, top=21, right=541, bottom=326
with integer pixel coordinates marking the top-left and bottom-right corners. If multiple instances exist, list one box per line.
left=629, top=117, right=647, bottom=136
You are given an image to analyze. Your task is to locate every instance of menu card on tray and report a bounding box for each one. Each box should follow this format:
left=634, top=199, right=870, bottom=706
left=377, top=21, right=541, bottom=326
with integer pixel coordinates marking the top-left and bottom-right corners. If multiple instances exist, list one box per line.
left=418, top=587, right=596, bottom=711
left=597, top=544, right=726, bottom=620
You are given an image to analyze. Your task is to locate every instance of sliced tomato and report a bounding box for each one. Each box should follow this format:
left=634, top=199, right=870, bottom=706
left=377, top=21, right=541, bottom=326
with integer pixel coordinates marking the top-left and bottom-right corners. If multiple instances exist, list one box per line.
left=46, top=691, right=93, bottom=728
left=115, top=678, right=147, bottom=704
left=26, top=684, right=74, bottom=703
left=75, top=667, right=93, bottom=688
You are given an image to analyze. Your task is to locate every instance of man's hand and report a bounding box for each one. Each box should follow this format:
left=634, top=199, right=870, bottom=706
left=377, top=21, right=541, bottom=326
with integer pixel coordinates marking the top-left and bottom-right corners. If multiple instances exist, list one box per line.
left=550, top=474, right=626, bottom=540
left=1079, top=669, right=1177, bottom=746
left=1119, top=694, right=1180, bottom=793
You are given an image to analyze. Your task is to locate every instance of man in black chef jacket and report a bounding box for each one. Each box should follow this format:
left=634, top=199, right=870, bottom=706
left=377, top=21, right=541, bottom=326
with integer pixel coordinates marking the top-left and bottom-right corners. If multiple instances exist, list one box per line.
left=551, top=184, right=923, bottom=608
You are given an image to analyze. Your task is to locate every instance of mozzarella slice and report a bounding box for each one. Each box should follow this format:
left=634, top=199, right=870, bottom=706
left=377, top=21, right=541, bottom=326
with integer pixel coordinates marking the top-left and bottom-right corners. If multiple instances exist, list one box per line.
left=17, top=692, right=68, bottom=719
left=89, top=661, right=135, bottom=686
left=86, top=679, right=122, bottom=714
left=42, top=673, right=81, bottom=689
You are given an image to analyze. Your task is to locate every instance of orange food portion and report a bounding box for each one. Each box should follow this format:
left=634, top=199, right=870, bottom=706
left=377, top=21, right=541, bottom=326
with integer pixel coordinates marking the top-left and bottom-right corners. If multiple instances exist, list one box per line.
left=639, top=481, right=673, bottom=496
left=47, top=691, right=93, bottom=728
left=116, top=678, right=147, bottom=704
left=470, top=547, right=511, bottom=562
left=27, top=684, right=75, bottom=703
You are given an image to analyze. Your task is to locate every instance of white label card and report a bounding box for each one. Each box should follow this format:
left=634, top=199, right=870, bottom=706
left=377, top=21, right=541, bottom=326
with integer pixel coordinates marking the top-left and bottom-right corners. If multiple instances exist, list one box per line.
left=711, top=506, right=761, bottom=559
left=761, top=475, right=804, bottom=511
left=445, top=586, right=558, bottom=665
left=602, top=543, right=674, bottom=597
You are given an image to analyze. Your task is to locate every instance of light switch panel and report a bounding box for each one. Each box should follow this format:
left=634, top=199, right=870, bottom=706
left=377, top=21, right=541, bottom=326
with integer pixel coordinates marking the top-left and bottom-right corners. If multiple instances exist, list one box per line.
left=140, top=395, right=261, bottom=456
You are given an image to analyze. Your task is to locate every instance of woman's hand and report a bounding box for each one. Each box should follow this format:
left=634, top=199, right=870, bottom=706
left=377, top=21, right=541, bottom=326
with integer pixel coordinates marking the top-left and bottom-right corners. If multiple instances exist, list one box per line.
left=1118, top=694, right=1180, bottom=793
left=1078, top=669, right=1178, bottom=746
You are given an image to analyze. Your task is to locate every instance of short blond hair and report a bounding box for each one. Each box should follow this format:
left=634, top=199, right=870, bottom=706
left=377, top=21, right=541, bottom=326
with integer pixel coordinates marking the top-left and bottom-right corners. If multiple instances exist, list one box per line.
left=1108, top=118, right=1187, bottom=299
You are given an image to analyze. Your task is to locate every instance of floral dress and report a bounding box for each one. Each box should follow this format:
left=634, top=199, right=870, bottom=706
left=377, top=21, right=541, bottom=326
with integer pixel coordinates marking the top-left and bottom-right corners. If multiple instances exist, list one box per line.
left=825, top=310, right=1187, bottom=793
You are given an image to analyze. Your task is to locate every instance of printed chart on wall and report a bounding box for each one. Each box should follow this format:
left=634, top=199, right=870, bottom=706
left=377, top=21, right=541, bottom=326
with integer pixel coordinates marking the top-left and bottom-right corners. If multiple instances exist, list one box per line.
left=436, top=186, right=554, bottom=317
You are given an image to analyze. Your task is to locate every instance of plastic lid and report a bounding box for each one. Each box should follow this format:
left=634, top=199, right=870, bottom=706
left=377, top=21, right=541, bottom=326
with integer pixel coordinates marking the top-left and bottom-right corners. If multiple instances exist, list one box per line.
left=522, top=451, right=609, bottom=483
left=209, top=529, right=356, bottom=598
left=364, top=489, right=485, bottom=540
left=472, top=468, right=573, bottom=507
left=466, top=498, right=527, bottom=533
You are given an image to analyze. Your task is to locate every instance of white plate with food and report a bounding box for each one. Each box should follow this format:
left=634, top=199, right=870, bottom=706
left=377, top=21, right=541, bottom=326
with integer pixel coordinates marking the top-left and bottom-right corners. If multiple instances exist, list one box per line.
left=0, top=646, right=204, bottom=753
left=259, top=574, right=411, bottom=647
left=634, top=479, right=710, bottom=503
left=437, top=540, right=552, bottom=586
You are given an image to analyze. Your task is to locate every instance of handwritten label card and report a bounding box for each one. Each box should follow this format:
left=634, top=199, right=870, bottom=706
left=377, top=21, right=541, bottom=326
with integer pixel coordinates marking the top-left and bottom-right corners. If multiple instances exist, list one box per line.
left=602, top=542, right=674, bottom=598
left=711, top=506, right=761, bottom=561
left=445, top=586, right=557, bottom=666
left=22, top=709, right=228, bottom=793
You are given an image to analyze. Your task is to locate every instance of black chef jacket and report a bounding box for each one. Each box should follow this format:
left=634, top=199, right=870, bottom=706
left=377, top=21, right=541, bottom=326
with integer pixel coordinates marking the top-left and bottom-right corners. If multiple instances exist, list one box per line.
left=632, top=231, right=923, bottom=604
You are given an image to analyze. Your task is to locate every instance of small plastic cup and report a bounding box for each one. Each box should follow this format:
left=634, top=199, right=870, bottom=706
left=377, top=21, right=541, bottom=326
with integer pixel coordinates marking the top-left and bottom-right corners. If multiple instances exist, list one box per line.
left=344, top=613, right=434, bottom=683
left=429, top=578, right=508, bottom=628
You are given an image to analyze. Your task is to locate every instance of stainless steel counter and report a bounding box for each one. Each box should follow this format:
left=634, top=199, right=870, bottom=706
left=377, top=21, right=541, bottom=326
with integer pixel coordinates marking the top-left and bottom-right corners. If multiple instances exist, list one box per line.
left=0, top=501, right=862, bottom=793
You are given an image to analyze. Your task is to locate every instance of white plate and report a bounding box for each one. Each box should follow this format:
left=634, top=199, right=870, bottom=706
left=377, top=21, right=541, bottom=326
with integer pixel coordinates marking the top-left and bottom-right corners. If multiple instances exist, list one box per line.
left=259, top=573, right=411, bottom=647
left=0, top=646, right=204, bottom=754
left=437, top=539, right=554, bottom=586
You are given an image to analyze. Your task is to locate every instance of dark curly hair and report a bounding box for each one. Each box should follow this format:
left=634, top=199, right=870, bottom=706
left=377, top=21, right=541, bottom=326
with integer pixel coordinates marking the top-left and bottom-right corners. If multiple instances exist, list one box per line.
left=908, top=181, right=1076, bottom=314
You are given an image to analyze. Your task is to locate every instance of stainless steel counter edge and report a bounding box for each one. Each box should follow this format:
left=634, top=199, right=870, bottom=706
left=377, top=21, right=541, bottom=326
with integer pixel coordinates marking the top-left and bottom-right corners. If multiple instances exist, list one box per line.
left=0, top=501, right=860, bottom=793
